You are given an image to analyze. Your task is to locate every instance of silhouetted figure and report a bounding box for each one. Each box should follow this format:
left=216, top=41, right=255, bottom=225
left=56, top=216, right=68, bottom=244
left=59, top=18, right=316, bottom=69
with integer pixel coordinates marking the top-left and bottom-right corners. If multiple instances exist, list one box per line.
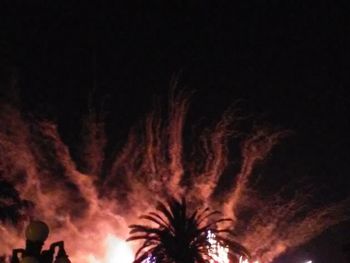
left=11, top=221, right=71, bottom=263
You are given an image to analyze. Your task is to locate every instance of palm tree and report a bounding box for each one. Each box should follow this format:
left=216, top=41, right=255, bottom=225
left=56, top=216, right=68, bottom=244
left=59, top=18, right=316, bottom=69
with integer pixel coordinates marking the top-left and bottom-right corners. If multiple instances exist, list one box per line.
left=127, top=197, right=250, bottom=263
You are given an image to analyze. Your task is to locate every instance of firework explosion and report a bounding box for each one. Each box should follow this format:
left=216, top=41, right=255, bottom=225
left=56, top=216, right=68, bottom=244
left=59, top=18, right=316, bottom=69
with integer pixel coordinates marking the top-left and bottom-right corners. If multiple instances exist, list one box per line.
left=0, top=91, right=348, bottom=263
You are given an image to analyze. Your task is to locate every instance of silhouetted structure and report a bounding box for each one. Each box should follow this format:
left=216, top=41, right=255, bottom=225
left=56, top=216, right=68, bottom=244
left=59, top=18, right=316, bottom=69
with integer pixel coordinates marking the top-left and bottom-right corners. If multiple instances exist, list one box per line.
left=11, top=221, right=71, bottom=263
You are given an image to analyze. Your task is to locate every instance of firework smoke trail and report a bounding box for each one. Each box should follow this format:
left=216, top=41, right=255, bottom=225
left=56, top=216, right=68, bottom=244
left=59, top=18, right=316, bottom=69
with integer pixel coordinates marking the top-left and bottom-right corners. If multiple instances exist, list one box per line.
left=0, top=91, right=349, bottom=263
left=190, top=110, right=233, bottom=204
left=0, top=102, right=131, bottom=262
left=223, top=129, right=287, bottom=220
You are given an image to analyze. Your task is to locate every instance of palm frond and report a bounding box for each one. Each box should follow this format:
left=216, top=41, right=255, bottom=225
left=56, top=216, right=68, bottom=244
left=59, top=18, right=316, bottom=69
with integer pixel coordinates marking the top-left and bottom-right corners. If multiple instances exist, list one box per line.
left=128, top=197, right=250, bottom=263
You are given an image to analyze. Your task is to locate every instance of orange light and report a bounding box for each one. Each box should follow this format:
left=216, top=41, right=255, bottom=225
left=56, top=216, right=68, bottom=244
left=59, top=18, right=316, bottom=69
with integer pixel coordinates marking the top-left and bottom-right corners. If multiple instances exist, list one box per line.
left=87, top=234, right=134, bottom=263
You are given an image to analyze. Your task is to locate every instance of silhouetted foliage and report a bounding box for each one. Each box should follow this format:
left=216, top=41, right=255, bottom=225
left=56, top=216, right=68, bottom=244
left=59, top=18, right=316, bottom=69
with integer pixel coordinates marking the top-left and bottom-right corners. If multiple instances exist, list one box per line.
left=128, top=197, right=250, bottom=263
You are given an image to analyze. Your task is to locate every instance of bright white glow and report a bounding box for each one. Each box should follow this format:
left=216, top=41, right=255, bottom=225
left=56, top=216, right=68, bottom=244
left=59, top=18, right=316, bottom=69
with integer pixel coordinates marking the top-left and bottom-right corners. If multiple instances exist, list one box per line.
left=304, top=261, right=312, bottom=263
left=239, top=255, right=259, bottom=263
left=105, top=234, right=134, bottom=263
left=87, top=234, right=134, bottom=263
left=207, top=230, right=230, bottom=263
left=239, top=256, right=249, bottom=263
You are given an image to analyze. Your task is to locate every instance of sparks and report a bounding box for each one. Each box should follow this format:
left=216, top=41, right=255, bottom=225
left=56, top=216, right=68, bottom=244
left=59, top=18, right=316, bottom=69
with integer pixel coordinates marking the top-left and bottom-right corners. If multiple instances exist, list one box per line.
left=142, top=255, right=156, bottom=263
left=239, top=255, right=260, bottom=263
left=207, top=230, right=230, bottom=263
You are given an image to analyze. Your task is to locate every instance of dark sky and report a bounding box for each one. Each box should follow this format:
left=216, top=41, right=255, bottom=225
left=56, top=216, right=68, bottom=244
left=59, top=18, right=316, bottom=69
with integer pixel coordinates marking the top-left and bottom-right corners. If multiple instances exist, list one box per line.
left=1, top=1, right=349, bottom=262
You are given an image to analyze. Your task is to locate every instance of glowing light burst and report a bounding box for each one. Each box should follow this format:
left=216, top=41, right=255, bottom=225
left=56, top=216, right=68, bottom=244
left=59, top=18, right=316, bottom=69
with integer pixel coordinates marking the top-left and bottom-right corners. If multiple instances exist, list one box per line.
left=239, top=256, right=259, bottom=263
left=88, top=234, right=134, bottom=263
left=207, top=230, right=230, bottom=263
left=1, top=94, right=348, bottom=262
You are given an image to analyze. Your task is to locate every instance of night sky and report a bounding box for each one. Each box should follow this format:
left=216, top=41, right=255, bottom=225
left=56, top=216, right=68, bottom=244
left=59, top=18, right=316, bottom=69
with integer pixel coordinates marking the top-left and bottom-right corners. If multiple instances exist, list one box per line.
left=1, top=1, right=349, bottom=262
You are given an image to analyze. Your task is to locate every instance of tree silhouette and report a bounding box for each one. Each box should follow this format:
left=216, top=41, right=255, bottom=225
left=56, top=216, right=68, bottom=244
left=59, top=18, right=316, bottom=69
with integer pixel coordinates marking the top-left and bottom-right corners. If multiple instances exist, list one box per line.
left=127, top=197, right=250, bottom=263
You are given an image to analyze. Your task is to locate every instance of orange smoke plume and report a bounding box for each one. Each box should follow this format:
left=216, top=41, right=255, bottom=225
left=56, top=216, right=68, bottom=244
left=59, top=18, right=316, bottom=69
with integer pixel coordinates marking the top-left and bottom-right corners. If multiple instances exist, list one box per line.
left=0, top=90, right=348, bottom=263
